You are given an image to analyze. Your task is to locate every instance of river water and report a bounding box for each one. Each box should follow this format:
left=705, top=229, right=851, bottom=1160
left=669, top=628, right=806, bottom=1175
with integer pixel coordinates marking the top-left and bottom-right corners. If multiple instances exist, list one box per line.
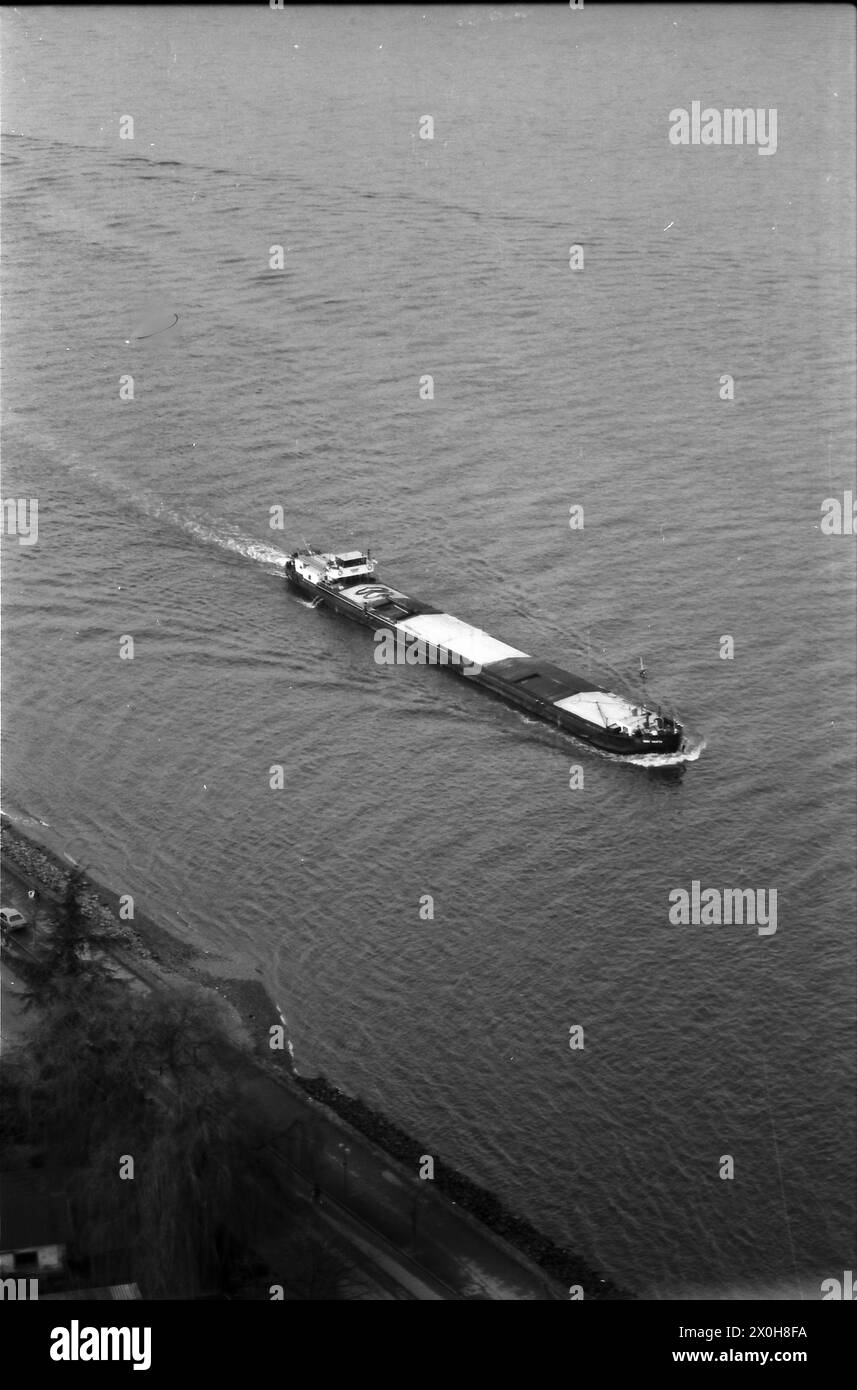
left=1, top=4, right=855, bottom=1297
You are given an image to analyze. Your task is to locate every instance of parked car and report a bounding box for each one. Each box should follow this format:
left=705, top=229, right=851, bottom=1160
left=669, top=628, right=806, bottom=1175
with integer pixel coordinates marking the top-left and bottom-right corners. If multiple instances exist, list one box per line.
left=0, top=907, right=28, bottom=932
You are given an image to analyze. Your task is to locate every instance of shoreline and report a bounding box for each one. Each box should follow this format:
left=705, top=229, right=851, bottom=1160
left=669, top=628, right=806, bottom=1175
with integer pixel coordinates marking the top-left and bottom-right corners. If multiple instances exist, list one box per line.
left=1, top=812, right=629, bottom=1298
left=1, top=813, right=279, bottom=1054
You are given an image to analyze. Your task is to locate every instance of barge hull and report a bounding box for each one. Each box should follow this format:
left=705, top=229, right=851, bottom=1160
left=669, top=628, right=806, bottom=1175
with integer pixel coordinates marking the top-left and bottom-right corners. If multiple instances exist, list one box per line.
left=286, top=561, right=683, bottom=756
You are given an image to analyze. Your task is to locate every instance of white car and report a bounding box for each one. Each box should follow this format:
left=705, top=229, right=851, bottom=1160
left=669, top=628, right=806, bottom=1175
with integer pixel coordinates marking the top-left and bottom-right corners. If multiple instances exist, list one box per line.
left=0, top=907, right=28, bottom=932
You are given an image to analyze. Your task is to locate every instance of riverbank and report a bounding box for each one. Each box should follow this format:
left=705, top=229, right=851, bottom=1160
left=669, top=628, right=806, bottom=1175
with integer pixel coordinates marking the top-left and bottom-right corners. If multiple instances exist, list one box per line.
left=1, top=813, right=629, bottom=1298
left=1, top=814, right=277, bottom=1053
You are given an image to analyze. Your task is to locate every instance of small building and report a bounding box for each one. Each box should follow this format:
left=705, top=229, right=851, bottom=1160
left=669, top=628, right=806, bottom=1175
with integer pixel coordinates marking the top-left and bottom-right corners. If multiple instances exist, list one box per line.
left=0, top=1170, right=73, bottom=1291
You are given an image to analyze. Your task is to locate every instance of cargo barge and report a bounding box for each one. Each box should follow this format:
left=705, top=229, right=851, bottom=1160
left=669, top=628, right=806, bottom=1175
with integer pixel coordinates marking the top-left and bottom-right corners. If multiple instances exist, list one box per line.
left=285, top=547, right=685, bottom=756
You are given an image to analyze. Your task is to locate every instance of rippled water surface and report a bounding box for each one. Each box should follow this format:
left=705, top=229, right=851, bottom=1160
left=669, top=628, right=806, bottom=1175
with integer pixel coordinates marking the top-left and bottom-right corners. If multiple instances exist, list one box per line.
left=2, top=5, right=855, bottom=1296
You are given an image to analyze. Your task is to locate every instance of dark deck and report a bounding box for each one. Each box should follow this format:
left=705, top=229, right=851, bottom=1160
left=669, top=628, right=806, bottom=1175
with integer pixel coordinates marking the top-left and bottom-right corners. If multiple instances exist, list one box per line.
left=483, top=655, right=594, bottom=703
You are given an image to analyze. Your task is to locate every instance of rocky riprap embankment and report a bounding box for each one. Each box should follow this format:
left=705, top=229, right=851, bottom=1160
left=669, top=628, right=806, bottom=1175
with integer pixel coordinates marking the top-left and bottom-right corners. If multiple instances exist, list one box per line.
left=294, top=1074, right=629, bottom=1300
left=1, top=824, right=145, bottom=955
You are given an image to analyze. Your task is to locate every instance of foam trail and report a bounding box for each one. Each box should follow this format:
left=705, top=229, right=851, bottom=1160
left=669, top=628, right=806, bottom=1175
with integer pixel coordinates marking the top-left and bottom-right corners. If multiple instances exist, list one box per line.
left=124, top=488, right=290, bottom=572
left=4, top=419, right=290, bottom=575
left=0, top=802, right=52, bottom=829
left=625, top=737, right=705, bottom=767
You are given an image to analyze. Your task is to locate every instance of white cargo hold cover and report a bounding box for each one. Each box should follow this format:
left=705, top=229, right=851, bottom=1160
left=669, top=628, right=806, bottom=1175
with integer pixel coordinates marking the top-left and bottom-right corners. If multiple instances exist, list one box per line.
left=395, top=613, right=529, bottom=668
left=553, top=691, right=651, bottom=731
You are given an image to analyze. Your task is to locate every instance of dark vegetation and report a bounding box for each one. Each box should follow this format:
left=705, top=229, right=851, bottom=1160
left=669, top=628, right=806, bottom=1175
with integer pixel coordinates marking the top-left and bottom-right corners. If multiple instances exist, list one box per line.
left=1, top=870, right=353, bottom=1298
left=2, top=835, right=629, bottom=1299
